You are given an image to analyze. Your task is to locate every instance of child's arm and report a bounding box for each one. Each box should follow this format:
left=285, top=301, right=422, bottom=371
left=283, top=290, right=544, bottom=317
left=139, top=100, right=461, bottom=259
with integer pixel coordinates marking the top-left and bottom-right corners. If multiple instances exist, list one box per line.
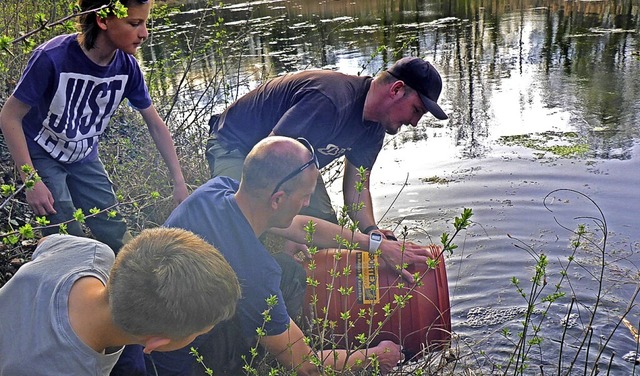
left=0, top=95, right=56, bottom=215
left=139, top=105, right=189, bottom=205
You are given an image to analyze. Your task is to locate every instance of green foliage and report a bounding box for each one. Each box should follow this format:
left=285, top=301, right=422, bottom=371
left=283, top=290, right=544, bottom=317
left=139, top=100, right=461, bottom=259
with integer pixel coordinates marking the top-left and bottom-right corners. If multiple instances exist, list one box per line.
left=1, top=184, right=15, bottom=197
left=73, top=209, right=86, bottom=224
left=18, top=223, right=34, bottom=239
left=35, top=216, right=50, bottom=226
left=0, top=35, right=12, bottom=50
left=190, top=347, right=214, bottom=376
left=97, top=1, right=128, bottom=19
left=440, top=207, right=473, bottom=255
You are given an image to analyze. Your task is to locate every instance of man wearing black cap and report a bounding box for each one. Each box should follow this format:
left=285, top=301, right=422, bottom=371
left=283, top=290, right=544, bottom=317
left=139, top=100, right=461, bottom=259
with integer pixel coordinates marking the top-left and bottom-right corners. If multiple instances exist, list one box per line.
left=206, top=57, right=447, bottom=279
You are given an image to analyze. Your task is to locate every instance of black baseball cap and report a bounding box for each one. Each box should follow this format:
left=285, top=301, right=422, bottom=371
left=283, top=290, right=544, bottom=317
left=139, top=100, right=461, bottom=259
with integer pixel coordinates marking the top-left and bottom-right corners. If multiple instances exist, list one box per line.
left=386, top=57, right=448, bottom=120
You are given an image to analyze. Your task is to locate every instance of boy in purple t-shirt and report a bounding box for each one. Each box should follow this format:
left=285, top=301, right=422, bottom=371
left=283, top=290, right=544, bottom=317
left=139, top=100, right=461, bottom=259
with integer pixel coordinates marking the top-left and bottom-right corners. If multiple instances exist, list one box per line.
left=0, top=0, right=188, bottom=252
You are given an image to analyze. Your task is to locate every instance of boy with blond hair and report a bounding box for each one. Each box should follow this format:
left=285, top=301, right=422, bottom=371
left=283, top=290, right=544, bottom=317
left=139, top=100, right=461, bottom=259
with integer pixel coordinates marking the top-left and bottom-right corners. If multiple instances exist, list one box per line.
left=0, top=228, right=241, bottom=375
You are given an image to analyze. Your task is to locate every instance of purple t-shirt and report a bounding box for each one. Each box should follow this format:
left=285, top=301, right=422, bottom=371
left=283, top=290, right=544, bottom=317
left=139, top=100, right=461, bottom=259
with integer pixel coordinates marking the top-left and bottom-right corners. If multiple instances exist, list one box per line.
left=214, top=70, right=386, bottom=170
left=13, top=34, right=151, bottom=163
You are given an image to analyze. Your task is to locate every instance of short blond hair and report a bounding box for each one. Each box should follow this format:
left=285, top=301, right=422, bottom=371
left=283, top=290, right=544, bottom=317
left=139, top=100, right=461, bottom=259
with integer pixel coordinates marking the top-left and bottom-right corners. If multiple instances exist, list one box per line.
left=107, top=227, right=240, bottom=339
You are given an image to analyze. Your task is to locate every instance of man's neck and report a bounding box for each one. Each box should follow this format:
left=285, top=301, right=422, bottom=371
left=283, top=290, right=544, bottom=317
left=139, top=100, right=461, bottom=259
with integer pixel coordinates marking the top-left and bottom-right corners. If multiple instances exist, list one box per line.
left=362, top=79, right=382, bottom=123
left=235, top=191, right=270, bottom=237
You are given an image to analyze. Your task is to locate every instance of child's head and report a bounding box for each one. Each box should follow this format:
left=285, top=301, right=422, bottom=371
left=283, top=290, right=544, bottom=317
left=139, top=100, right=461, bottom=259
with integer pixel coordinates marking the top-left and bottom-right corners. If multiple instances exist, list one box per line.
left=107, top=227, right=241, bottom=341
left=77, top=0, right=153, bottom=50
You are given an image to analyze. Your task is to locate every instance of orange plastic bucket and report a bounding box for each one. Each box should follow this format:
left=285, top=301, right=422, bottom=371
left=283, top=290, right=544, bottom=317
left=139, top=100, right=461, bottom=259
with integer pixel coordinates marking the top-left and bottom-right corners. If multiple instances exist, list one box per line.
left=303, top=248, right=451, bottom=358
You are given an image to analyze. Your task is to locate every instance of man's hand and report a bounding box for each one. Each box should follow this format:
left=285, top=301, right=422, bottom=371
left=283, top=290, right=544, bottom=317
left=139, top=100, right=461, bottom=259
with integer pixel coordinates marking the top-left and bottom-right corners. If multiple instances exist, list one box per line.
left=369, top=340, right=402, bottom=374
left=378, top=239, right=442, bottom=283
left=25, top=180, right=56, bottom=216
left=283, top=239, right=311, bottom=262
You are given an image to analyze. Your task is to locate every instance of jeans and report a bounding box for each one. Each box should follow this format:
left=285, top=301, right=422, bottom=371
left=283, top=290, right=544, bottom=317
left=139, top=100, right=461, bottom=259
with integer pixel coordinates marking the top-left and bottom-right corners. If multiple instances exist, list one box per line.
left=29, top=146, right=130, bottom=253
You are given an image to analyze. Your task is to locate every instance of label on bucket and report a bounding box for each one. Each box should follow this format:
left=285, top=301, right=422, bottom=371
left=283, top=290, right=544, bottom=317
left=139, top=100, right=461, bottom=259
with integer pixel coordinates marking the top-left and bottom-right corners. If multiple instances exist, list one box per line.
left=356, top=252, right=380, bottom=304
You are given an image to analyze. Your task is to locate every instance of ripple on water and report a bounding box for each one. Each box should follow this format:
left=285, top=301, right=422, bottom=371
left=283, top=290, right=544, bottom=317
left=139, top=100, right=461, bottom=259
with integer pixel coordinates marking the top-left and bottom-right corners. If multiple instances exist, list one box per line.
left=366, top=140, right=640, bottom=372
left=461, top=306, right=529, bottom=328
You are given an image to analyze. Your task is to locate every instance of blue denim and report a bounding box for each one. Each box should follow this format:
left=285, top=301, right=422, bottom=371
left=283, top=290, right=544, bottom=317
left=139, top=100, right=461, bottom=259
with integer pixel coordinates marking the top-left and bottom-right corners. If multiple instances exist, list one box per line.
left=29, top=146, right=130, bottom=253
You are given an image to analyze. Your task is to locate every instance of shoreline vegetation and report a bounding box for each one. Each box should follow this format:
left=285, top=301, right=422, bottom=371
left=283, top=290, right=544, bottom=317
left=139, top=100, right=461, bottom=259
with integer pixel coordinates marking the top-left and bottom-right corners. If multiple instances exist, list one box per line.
left=1, top=1, right=639, bottom=375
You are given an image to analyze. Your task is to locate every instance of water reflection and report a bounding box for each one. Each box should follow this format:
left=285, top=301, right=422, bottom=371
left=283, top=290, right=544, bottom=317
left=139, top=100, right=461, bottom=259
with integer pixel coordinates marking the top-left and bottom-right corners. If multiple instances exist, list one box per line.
left=144, top=0, right=640, bottom=161
left=144, top=1, right=639, bottom=372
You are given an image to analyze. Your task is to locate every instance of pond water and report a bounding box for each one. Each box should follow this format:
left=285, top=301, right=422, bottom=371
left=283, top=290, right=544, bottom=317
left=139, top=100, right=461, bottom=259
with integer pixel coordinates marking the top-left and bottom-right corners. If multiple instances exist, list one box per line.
left=143, top=0, right=640, bottom=373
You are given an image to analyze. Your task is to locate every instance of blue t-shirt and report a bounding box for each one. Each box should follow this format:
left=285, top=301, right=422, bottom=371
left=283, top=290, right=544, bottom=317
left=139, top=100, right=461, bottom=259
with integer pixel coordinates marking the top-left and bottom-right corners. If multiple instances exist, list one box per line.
left=214, top=70, right=386, bottom=170
left=164, top=177, right=290, bottom=338
left=13, top=34, right=152, bottom=163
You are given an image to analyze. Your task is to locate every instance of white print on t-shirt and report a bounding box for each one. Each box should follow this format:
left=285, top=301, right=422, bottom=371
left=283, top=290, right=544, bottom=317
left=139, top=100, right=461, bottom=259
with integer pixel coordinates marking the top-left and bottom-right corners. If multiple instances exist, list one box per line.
left=36, top=72, right=128, bottom=163
left=317, top=143, right=351, bottom=157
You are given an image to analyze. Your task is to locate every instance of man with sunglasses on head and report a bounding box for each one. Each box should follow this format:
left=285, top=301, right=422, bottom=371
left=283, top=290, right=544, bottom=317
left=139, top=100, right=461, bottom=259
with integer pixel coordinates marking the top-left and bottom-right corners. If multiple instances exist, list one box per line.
left=146, top=136, right=405, bottom=375
left=206, top=57, right=448, bottom=283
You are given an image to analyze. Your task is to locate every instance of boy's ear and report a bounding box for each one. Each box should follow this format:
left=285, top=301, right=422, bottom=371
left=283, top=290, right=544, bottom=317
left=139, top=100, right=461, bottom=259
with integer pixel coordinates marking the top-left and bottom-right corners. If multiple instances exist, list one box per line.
left=96, top=14, right=109, bottom=31
left=141, top=336, right=171, bottom=354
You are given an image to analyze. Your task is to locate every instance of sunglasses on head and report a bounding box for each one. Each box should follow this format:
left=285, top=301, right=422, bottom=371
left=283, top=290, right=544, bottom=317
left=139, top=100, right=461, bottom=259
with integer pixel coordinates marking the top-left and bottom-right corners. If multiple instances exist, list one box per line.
left=271, top=138, right=319, bottom=195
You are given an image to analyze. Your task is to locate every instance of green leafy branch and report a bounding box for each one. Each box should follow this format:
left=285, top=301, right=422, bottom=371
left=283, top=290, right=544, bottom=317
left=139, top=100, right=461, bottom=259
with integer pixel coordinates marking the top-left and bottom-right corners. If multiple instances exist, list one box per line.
left=1, top=1, right=128, bottom=56
left=439, top=208, right=473, bottom=256
left=0, top=165, right=163, bottom=251
left=0, top=165, right=40, bottom=211
left=241, top=294, right=279, bottom=375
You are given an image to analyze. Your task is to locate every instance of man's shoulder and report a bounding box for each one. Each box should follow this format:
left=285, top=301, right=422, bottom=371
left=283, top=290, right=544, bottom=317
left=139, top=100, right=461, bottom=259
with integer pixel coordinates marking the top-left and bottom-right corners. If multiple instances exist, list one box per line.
left=286, top=69, right=370, bottom=85
left=261, top=70, right=371, bottom=112
left=212, top=175, right=240, bottom=189
left=166, top=176, right=242, bottom=231
left=191, top=176, right=239, bottom=199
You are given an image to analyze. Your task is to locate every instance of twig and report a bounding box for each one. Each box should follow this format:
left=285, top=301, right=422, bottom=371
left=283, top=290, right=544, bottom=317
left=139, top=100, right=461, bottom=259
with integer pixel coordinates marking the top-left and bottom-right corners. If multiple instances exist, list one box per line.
left=377, top=172, right=409, bottom=225
left=6, top=4, right=110, bottom=48
left=0, top=172, right=37, bottom=211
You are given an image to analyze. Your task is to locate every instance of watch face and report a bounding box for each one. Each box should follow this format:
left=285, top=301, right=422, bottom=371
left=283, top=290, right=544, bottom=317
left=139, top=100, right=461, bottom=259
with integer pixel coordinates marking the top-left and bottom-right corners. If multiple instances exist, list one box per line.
left=371, top=233, right=382, bottom=241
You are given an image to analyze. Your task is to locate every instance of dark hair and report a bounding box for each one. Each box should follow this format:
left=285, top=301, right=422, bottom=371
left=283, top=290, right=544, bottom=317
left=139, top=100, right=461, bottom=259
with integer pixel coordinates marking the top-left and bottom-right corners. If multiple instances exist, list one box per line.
left=76, top=0, right=150, bottom=50
left=377, top=70, right=415, bottom=96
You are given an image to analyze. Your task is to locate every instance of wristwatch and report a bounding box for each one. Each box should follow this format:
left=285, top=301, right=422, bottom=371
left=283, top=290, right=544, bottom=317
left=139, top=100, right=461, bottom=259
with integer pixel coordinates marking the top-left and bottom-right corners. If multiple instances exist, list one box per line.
left=368, top=232, right=383, bottom=254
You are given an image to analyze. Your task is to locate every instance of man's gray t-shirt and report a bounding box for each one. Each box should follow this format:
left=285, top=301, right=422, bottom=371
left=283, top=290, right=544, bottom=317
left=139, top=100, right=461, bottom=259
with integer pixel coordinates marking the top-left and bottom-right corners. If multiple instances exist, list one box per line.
left=0, top=234, right=121, bottom=375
